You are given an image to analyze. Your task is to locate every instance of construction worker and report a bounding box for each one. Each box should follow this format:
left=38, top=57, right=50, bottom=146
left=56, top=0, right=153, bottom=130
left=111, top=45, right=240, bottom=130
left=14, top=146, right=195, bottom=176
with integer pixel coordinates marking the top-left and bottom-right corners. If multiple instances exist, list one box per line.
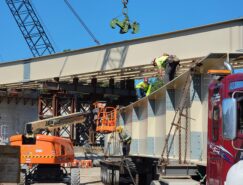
left=135, top=77, right=150, bottom=99
left=152, top=53, right=180, bottom=83
left=116, top=126, right=132, bottom=157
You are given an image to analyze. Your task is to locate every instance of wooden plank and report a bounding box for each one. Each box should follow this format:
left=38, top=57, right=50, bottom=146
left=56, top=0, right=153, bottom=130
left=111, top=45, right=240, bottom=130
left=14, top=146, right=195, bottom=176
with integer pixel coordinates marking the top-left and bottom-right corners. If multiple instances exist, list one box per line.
left=0, top=145, right=20, bottom=183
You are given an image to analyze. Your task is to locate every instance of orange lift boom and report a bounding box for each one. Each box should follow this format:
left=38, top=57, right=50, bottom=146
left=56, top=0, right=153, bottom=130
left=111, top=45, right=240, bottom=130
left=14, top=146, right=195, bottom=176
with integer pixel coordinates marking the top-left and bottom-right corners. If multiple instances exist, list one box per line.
left=9, top=112, right=88, bottom=185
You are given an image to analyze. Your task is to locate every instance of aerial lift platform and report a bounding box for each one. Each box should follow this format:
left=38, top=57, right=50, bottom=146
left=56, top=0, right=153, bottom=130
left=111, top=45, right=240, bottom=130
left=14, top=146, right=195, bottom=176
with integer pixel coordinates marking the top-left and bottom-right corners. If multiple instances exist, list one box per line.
left=10, top=112, right=88, bottom=185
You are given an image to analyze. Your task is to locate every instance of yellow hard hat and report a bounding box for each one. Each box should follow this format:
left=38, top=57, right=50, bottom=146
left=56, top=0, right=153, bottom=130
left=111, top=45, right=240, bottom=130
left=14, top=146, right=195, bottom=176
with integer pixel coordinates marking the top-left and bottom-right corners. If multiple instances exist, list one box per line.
left=116, top=126, right=123, bottom=133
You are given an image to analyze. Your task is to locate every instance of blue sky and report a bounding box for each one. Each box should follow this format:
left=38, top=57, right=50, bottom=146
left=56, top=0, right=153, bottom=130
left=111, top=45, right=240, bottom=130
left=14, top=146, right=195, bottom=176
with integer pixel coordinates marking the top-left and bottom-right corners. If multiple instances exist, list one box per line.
left=0, top=0, right=242, bottom=62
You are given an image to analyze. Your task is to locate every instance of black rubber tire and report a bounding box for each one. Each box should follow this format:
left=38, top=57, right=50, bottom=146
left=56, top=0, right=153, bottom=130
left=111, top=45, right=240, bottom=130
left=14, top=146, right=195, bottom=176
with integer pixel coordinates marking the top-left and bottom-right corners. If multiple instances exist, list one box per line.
left=71, top=168, right=80, bottom=185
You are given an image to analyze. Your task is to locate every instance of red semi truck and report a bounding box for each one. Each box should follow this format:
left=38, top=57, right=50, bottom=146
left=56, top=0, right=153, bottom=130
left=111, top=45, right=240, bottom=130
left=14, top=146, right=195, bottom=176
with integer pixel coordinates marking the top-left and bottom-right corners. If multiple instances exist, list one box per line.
left=207, top=69, right=243, bottom=185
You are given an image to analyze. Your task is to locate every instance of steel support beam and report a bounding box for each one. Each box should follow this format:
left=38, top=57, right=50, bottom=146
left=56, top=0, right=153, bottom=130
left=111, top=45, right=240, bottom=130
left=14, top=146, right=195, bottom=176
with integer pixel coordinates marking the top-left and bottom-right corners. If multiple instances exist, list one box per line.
left=41, top=81, right=136, bottom=96
left=157, top=164, right=198, bottom=177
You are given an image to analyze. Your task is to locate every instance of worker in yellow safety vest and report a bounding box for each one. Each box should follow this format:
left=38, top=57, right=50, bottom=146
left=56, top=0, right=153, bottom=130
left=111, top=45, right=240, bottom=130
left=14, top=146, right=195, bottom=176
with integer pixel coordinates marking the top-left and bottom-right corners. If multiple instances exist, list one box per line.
left=152, top=53, right=180, bottom=83
left=135, top=77, right=151, bottom=99
left=116, top=126, right=132, bottom=157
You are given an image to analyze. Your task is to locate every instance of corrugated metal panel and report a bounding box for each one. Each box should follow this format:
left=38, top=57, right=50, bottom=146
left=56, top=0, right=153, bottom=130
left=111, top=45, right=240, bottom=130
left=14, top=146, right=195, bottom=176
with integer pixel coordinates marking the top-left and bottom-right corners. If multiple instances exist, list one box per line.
left=0, top=145, right=20, bottom=183
left=166, top=90, right=175, bottom=111
left=131, top=139, right=139, bottom=154
left=146, top=137, right=154, bottom=155
left=191, top=74, right=202, bottom=101
left=23, top=62, right=30, bottom=81
left=0, top=99, right=38, bottom=138
left=190, top=132, right=203, bottom=160
left=116, top=54, right=227, bottom=164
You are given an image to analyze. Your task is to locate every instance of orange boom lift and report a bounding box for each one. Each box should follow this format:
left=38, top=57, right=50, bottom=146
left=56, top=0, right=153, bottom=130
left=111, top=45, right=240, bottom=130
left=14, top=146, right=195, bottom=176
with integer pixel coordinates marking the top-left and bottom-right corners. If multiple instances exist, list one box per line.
left=10, top=112, right=87, bottom=185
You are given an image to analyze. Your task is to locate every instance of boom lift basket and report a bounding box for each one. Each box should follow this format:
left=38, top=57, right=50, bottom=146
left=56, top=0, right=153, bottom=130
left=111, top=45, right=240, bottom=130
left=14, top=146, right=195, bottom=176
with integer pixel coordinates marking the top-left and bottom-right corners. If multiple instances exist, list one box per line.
left=96, top=107, right=117, bottom=134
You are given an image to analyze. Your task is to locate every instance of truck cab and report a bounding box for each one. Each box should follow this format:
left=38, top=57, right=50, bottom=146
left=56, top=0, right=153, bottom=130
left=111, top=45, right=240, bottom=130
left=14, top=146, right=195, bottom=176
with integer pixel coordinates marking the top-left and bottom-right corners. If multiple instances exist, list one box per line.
left=207, top=71, right=243, bottom=185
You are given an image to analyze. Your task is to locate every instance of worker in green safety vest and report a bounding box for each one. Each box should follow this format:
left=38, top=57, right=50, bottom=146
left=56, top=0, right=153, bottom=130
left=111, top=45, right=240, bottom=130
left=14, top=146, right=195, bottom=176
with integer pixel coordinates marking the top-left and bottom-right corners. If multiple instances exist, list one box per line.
left=135, top=77, right=151, bottom=99
left=152, top=53, right=180, bottom=83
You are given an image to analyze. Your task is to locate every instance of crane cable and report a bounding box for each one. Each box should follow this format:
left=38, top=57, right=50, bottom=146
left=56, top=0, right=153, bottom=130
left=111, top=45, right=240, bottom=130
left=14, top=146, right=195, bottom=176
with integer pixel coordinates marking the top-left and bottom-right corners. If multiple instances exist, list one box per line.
left=64, top=0, right=100, bottom=45
left=122, top=0, right=129, bottom=16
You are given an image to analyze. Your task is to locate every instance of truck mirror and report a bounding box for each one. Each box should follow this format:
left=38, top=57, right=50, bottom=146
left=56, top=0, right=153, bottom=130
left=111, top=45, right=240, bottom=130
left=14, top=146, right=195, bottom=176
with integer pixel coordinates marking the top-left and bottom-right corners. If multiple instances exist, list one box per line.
left=222, top=98, right=237, bottom=140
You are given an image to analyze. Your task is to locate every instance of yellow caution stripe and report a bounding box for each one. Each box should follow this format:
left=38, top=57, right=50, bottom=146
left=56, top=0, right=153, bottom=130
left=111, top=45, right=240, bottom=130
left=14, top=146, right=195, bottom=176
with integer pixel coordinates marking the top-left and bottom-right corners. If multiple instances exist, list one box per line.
left=23, top=155, right=55, bottom=158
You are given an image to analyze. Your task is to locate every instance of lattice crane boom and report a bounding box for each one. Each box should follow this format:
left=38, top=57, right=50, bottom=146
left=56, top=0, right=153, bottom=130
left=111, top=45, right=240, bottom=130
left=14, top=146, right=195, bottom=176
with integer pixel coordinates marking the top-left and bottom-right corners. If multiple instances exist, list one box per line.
left=5, top=0, right=55, bottom=57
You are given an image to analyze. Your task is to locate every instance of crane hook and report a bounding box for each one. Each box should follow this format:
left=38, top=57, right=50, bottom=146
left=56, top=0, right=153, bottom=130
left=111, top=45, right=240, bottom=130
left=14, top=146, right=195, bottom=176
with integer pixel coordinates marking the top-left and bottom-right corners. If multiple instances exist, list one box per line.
left=110, top=0, right=139, bottom=34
